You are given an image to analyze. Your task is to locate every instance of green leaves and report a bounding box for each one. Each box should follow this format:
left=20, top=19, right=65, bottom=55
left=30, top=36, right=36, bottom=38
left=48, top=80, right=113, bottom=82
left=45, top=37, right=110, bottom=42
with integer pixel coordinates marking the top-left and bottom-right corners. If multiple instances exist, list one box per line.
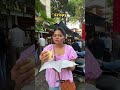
left=35, top=0, right=56, bottom=31
left=107, top=0, right=113, bottom=7
left=51, top=0, right=84, bottom=23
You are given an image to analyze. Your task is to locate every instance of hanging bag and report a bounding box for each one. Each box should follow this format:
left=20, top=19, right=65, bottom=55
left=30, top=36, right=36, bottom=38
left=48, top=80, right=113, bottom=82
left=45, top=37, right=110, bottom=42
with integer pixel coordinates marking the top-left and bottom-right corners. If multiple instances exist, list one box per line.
left=53, top=45, right=76, bottom=90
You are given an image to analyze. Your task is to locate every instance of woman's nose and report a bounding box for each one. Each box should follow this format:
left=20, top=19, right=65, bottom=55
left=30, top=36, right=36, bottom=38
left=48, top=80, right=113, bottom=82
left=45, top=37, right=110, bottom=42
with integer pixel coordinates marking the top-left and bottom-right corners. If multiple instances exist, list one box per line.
left=55, top=36, right=59, bottom=39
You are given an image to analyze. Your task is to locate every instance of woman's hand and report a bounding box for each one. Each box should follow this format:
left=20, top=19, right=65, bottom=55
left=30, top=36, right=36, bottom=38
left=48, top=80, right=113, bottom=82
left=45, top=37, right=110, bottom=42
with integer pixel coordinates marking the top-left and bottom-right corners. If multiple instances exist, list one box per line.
left=39, top=51, right=49, bottom=64
left=11, top=59, right=35, bottom=89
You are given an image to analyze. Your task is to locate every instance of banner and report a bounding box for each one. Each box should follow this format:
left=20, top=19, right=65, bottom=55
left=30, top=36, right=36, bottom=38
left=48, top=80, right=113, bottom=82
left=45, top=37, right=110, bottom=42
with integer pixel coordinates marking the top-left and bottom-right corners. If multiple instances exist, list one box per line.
left=113, top=0, right=120, bottom=33
left=82, top=23, right=85, bottom=40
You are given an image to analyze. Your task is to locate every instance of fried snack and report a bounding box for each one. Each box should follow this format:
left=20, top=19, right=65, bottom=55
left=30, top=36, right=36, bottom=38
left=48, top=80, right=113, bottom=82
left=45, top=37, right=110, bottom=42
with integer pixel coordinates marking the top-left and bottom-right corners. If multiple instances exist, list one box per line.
left=47, top=50, right=54, bottom=60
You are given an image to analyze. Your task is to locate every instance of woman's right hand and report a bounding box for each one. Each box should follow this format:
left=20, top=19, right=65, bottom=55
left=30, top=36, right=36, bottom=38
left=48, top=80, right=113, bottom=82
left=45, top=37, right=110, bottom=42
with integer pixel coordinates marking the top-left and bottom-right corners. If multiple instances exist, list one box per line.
left=39, top=51, right=49, bottom=64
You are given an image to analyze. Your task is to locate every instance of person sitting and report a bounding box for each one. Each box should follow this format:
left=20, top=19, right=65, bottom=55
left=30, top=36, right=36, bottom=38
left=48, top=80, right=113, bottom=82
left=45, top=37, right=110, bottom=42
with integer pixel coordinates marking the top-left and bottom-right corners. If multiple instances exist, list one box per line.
left=72, top=39, right=81, bottom=52
left=86, top=47, right=120, bottom=90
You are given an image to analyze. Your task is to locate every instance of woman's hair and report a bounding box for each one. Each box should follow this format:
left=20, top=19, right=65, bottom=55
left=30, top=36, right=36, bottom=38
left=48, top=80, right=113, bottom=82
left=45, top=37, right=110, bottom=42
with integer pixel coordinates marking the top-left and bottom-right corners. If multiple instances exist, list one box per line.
left=53, top=27, right=66, bottom=37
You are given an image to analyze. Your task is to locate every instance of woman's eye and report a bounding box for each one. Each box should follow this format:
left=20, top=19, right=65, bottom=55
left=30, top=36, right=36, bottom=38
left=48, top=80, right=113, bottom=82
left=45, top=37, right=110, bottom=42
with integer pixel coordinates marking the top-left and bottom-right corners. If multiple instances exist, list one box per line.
left=53, top=35, right=63, bottom=37
left=59, top=35, right=63, bottom=37
left=53, top=35, right=56, bottom=37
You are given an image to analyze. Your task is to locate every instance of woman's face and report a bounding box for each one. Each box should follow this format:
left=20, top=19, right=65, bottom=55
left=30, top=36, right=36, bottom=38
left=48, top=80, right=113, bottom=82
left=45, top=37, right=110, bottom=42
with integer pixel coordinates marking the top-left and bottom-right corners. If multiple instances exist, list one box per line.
left=52, top=30, right=65, bottom=44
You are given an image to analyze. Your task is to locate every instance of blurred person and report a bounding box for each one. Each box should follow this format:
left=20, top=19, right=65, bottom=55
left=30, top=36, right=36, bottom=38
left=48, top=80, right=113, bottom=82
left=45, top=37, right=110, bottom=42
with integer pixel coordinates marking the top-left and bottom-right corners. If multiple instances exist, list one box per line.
left=85, top=47, right=120, bottom=90
left=45, top=38, right=48, bottom=45
left=40, top=27, right=77, bottom=90
left=11, top=39, right=46, bottom=90
left=0, top=29, right=7, bottom=89
left=67, top=39, right=72, bottom=45
left=38, top=36, right=46, bottom=50
left=24, top=33, right=31, bottom=45
left=116, top=33, right=120, bottom=59
left=106, top=32, right=112, bottom=53
left=77, top=38, right=83, bottom=50
left=91, top=33, right=105, bottom=60
left=104, top=32, right=112, bottom=61
left=72, top=37, right=81, bottom=52
left=8, top=24, right=25, bottom=66
left=112, top=32, right=120, bottom=60
left=86, top=34, right=94, bottom=52
left=100, top=32, right=112, bottom=61
left=85, top=47, right=102, bottom=89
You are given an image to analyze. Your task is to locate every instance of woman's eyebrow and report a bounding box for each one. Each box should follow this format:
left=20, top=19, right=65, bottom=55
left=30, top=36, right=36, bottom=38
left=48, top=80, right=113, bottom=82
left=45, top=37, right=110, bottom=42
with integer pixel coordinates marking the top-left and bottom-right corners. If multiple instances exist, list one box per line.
left=53, top=34, right=63, bottom=35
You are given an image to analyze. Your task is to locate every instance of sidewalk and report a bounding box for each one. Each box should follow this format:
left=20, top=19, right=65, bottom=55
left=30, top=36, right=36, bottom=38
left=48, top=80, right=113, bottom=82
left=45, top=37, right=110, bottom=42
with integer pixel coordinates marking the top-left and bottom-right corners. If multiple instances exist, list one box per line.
left=35, top=70, right=49, bottom=90
left=35, top=70, right=84, bottom=90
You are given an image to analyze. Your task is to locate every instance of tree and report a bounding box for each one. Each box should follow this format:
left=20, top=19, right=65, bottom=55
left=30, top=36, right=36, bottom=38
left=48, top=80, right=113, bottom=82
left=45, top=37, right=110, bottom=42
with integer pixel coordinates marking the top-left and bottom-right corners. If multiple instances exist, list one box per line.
left=67, top=0, right=85, bottom=23
left=51, top=0, right=85, bottom=25
left=35, top=0, right=56, bottom=32
left=106, top=0, right=113, bottom=22
left=51, top=0, right=68, bottom=24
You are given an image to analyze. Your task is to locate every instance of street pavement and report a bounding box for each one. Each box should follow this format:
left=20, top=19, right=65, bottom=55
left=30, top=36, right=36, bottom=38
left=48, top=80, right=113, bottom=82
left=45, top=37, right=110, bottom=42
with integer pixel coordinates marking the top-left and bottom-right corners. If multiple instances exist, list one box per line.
left=35, top=70, right=84, bottom=90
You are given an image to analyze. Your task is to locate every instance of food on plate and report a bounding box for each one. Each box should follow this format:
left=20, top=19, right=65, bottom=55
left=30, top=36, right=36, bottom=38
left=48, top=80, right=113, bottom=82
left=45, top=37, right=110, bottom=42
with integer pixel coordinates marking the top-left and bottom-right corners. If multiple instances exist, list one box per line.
left=47, top=50, right=54, bottom=60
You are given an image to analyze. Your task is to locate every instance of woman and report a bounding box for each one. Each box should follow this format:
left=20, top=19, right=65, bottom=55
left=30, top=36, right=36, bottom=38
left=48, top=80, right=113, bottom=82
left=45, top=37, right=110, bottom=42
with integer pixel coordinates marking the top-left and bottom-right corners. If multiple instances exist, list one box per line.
left=39, top=27, right=78, bottom=90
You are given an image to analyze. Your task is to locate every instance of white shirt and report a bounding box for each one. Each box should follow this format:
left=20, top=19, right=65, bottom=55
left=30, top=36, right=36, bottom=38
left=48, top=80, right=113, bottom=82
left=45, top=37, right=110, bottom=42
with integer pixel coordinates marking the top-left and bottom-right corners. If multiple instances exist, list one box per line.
left=100, top=37, right=112, bottom=52
left=38, top=37, right=46, bottom=47
left=100, top=37, right=107, bottom=47
left=8, top=27, right=25, bottom=47
left=77, top=41, right=82, bottom=48
left=105, top=37, right=112, bottom=52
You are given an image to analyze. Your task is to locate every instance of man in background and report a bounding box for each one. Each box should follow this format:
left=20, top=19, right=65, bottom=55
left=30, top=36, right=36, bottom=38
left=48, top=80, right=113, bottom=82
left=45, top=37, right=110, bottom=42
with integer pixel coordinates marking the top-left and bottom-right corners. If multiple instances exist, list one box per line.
left=72, top=37, right=81, bottom=52
left=8, top=24, right=25, bottom=66
left=112, top=32, right=120, bottom=60
left=0, top=28, right=7, bottom=89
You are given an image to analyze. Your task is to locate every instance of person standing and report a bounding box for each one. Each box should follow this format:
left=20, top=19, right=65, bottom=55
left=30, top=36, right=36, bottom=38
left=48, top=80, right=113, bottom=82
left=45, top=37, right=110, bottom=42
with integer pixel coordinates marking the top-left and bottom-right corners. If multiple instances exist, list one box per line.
left=8, top=24, right=25, bottom=66
left=40, top=27, right=77, bottom=90
left=116, top=33, right=120, bottom=59
left=72, top=38, right=81, bottom=52
left=104, top=32, right=112, bottom=61
left=88, top=33, right=105, bottom=60
left=100, top=32, right=112, bottom=61
left=85, top=48, right=102, bottom=90
left=38, top=36, right=46, bottom=49
left=112, top=32, right=120, bottom=60
left=0, top=29, right=7, bottom=89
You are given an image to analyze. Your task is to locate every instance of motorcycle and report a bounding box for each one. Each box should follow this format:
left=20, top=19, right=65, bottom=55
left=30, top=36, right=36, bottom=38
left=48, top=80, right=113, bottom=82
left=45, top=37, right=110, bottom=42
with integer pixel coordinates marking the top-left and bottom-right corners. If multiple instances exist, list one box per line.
left=73, top=53, right=85, bottom=82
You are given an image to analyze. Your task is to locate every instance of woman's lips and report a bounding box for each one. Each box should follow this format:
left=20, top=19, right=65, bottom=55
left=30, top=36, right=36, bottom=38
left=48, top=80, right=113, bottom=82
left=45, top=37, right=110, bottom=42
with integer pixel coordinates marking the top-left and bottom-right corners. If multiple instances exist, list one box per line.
left=55, top=40, right=59, bottom=42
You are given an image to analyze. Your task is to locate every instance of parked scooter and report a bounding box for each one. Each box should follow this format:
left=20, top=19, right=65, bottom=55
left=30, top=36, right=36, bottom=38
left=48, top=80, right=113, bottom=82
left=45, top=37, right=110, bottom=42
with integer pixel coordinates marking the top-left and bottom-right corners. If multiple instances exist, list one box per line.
left=73, top=54, right=85, bottom=82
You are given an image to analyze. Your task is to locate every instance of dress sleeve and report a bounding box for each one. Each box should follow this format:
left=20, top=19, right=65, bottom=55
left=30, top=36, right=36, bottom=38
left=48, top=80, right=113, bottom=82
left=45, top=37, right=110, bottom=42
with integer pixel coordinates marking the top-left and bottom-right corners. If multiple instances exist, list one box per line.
left=42, top=44, right=53, bottom=52
left=67, top=45, right=78, bottom=60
